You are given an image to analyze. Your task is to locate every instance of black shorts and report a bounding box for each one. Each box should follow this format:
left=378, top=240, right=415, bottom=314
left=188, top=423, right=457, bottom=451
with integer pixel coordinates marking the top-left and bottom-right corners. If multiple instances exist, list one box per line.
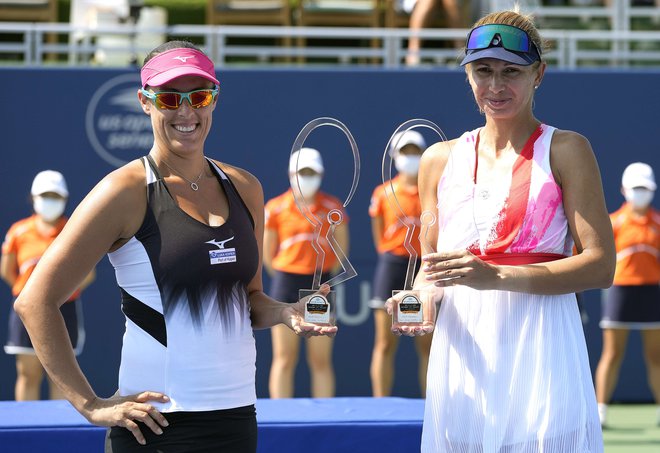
left=105, top=405, right=257, bottom=453
left=270, top=270, right=332, bottom=304
left=369, top=253, right=420, bottom=309
left=600, top=284, right=660, bottom=329
left=4, top=298, right=84, bottom=355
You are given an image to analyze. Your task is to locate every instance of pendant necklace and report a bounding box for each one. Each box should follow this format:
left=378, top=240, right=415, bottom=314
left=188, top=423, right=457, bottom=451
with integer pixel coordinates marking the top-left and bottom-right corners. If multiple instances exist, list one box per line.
left=160, top=158, right=204, bottom=191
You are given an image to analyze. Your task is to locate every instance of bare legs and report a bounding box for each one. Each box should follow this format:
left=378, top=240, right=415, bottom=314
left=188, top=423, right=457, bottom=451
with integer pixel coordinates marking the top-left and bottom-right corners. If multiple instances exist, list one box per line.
left=406, top=0, right=464, bottom=66
left=306, top=335, right=335, bottom=398
left=641, top=329, right=660, bottom=404
left=15, top=354, right=43, bottom=401
left=370, top=308, right=432, bottom=397
left=269, top=323, right=335, bottom=398
left=595, top=328, right=629, bottom=405
left=595, top=328, right=660, bottom=424
left=370, top=309, right=398, bottom=396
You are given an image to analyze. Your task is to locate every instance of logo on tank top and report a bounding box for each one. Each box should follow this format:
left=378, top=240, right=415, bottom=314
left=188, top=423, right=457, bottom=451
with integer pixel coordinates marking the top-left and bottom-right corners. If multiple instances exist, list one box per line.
left=206, top=237, right=237, bottom=265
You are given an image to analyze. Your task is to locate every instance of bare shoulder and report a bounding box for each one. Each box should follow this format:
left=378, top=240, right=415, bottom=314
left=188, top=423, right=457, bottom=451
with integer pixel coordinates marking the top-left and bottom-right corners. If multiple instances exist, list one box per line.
left=79, top=159, right=147, bottom=241
left=92, top=159, right=146, bottom=204
left=419, top=138, right=459, bottom=182
left=551, top=129, right=592, bottom=153
left=549, top=129, right=597, bottom=186
left=421, top=138, right=457, bottom=167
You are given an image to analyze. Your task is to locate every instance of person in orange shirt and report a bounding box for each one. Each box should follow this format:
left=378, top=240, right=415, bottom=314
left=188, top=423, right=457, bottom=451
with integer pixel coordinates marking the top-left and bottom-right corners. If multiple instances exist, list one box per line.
left=264, top=148, right=349, bottom=398
left=1, top=170, right=95, bottom=401
left=369, top=130, right=432, bottom=397
left=595, top=162, right=660, bottom=427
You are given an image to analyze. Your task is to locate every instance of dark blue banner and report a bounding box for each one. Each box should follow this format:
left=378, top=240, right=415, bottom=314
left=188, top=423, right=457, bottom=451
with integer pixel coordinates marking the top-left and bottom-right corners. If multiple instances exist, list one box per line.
left=0, top=68, right=657, bottom=402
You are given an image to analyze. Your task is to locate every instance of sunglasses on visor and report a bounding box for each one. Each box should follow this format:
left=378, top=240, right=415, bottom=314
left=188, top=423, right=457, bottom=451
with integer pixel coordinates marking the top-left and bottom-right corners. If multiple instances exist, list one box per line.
left=140, top=87, right=219, bottom=110
left=466, top=24, right=538, bottom=55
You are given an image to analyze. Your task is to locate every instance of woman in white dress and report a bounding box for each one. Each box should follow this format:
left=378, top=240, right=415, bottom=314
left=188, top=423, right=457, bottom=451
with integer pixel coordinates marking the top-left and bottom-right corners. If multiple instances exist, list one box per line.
left=391, top=10, right=615, bottom=452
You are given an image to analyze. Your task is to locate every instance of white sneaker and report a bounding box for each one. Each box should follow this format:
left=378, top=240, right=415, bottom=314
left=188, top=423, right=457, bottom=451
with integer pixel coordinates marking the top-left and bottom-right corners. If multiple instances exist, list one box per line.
left=598, top=403, right=608, bottom=427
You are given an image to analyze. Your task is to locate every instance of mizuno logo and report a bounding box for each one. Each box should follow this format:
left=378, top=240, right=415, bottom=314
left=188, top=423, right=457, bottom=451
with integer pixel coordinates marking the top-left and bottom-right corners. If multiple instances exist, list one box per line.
left=206, top=237, right=235, bottom=249
left=173, top=56, right=193, bottom=63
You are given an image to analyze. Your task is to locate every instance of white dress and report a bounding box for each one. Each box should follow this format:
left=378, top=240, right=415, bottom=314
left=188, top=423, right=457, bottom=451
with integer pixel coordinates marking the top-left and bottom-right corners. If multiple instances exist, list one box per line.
left=421, top=125, right=603, bottom=452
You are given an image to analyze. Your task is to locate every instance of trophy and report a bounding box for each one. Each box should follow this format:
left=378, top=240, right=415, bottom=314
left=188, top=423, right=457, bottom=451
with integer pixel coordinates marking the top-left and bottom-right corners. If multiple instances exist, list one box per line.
left=391, top=210, right=437, bottom=329
left=290, top=117, right=360, bottom=326
left=382, top=119, right=447, bottom=330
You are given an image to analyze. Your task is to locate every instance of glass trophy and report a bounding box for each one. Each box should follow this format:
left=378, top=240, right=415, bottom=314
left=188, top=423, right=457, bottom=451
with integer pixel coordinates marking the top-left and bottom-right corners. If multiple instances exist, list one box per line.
left=391, top=210, right=437, bottom=329
left=290, top=117, right=360, bottom=326
left=383, top=119, right=447, bottom=330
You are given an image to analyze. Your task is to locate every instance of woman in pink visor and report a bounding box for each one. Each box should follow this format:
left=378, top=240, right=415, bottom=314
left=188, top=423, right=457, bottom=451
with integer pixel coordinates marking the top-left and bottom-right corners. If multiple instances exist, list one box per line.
left=389, top=9, right=615, bottom=453
left=14, top=40, right=336, bottom=452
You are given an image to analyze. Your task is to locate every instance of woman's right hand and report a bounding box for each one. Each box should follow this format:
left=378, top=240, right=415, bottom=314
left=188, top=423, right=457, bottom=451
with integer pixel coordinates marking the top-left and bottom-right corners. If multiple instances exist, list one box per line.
left=83, top=391, right=170, bottom=445
left=385, top=291, right=437, bottom=338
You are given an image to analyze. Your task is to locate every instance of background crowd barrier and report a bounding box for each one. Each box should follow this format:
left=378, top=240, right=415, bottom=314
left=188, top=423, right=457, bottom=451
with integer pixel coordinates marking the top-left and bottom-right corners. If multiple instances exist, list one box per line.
left=0, top=67, right=657, bottom=402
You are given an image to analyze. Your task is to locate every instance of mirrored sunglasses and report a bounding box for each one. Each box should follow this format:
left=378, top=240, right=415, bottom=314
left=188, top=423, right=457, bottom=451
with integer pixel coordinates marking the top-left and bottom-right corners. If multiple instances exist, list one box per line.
left=466, top=24, right=538, bottom=55
left=140, top=87, right=219, bottom=110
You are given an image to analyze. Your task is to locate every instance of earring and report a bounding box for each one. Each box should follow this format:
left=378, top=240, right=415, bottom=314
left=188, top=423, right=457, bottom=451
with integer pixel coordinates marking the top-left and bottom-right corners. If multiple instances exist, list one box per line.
left=534, top=85, right=539, bottom=90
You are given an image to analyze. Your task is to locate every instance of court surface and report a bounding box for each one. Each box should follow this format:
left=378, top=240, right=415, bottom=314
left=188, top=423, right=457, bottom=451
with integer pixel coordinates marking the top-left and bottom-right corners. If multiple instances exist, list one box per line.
left=603, top=405, right=660, bottom=452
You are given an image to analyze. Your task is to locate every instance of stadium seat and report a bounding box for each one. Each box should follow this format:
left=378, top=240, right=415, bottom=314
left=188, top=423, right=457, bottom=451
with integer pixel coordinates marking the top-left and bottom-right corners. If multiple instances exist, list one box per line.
left=296, top=0, right=383, bottom=61
left=0, top=0, right=59, bottom=58
left=206, top=0, right=294, bottom=55
left=0, top=0, right=57, bottom=23
left=297, top=0, right=383, bottom=28
left=206, top=0, right=293, bottom=27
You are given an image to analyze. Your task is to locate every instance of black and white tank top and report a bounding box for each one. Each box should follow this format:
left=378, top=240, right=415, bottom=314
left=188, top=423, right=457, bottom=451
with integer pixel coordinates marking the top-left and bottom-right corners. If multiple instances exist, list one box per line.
left=108, top=156, right=258, bottom=412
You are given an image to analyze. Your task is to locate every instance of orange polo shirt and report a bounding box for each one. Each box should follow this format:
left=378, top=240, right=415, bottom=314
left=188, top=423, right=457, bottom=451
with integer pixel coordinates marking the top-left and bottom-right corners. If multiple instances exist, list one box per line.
left=2, top=215, right=79, bottom=300
left=610, top=203, right=660, bottom=286
left=369, top=175, right=421, bottom=257
left=265, top=190, right=348, bottom=275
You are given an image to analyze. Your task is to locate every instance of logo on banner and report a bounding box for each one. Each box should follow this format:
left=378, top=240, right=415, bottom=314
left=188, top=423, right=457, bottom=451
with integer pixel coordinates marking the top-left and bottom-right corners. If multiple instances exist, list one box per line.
left=86, top=74, right=153, bottom=167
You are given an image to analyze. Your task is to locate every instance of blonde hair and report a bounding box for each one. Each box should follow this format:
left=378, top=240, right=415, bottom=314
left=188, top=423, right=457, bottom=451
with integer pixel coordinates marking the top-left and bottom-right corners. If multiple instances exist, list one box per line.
left=471, top=10, right=544, bottom=59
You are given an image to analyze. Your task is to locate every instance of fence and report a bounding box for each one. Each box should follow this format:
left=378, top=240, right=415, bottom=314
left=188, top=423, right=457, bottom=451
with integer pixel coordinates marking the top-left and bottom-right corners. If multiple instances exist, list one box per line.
left=3, top=21, right=660, bottom=68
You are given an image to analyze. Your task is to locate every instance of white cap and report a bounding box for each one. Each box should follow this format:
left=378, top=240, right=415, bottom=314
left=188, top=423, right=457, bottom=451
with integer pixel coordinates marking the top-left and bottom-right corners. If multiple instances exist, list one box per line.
left=31, top=170, right=69, bottom=197
left=622, top=162, right=656, bottom=190
left=389, top=130, right=427, bottom=156
left=289, top=148, right=324, bottom=174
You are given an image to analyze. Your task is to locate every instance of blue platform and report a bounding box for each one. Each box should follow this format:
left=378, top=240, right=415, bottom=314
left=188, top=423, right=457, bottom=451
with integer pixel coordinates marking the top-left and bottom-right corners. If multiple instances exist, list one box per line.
left=0, top=397, right=424, bottom=453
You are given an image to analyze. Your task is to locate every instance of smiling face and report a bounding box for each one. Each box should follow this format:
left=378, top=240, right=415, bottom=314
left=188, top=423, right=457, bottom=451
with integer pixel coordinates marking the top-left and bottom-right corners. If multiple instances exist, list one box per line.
left=466, top=58, right=545, bottom=120
left=138, top=75, right=217, bottom=157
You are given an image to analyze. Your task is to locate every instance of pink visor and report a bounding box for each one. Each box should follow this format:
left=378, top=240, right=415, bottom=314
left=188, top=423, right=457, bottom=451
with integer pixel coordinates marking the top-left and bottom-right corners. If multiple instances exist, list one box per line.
left=140, top=48, right=220, bottom=88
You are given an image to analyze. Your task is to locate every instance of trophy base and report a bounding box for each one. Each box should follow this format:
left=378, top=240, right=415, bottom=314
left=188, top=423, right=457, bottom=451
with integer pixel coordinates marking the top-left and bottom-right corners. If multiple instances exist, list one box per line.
left=392, top=289, right=435, bottom=329
left=300, top=289, right=336, bottom=326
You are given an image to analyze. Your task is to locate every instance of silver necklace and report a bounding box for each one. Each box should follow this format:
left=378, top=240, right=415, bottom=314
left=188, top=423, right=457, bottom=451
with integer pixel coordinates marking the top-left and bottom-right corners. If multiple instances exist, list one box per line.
left=160, top=158, right=204, bottom=191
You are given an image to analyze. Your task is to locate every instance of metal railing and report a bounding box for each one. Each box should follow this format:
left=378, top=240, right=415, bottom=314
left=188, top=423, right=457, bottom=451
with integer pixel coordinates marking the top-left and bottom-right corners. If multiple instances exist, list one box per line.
left=489, top=0, right=660, bottom=32
left=2, top=22, right=660, bottom=68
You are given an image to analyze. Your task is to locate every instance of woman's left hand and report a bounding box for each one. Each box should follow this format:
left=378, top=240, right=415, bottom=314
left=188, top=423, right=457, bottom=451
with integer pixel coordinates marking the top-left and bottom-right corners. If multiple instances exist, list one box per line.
left=422, top=249, right=499, bottom=290
left=286, top=284, right=338, bottom=338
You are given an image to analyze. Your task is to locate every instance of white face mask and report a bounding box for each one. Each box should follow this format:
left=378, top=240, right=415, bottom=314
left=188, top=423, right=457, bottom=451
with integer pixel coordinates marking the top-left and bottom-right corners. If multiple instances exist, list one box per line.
left=394, top=155, right=421, bottom=175
left=33, top=196, right=66, bottom=222
left=624, top=187, right=654, bottom=209
left=290, top=175, right=322, bottom=200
